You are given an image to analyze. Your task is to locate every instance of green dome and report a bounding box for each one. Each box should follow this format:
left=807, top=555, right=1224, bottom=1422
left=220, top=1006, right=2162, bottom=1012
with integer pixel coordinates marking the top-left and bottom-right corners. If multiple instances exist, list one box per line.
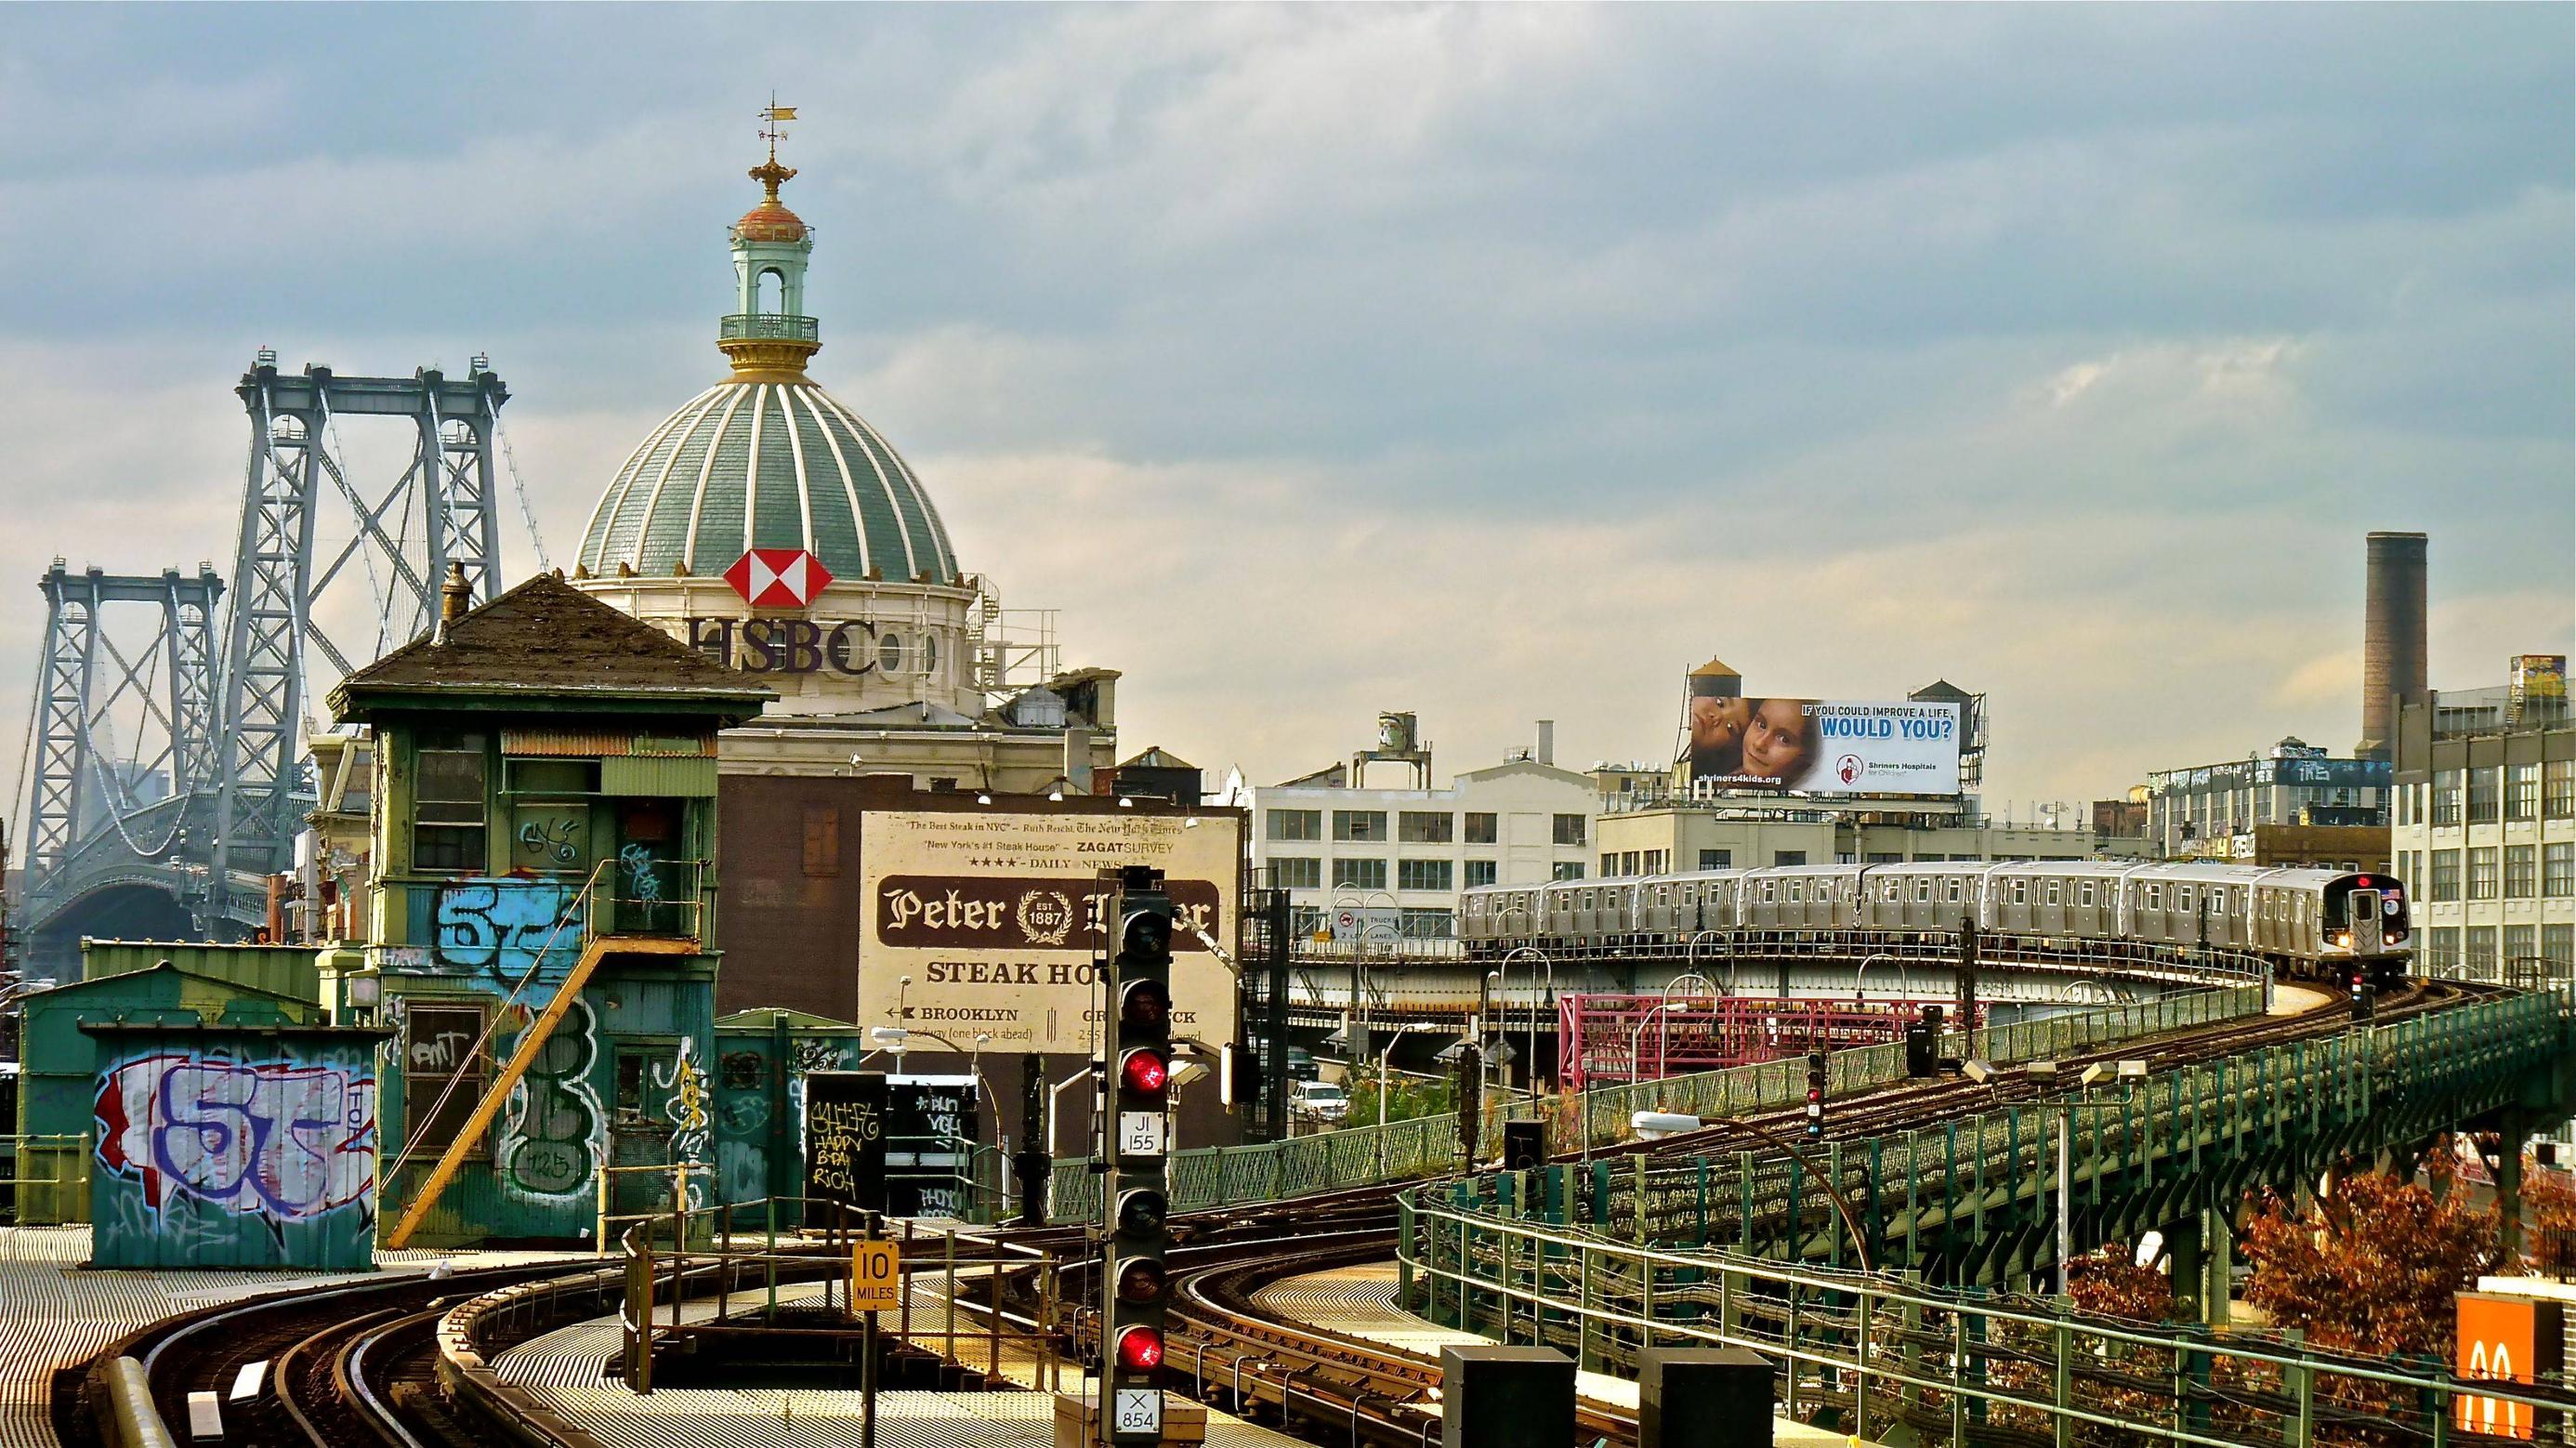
left=578, top=379, right=960, bottom=583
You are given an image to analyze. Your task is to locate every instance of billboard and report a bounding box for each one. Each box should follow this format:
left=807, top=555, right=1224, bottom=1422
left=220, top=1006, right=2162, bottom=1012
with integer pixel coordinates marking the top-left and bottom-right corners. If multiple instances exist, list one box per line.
left=2455, top=1291, right=2561, bottom=1439
left=856, top=808, right=1243, bottom=1055
left=1682, top=694, right=1962, bottom=796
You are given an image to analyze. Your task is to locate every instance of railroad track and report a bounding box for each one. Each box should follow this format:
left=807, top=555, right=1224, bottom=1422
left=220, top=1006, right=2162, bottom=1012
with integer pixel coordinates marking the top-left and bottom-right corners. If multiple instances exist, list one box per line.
left=75, top=1262, right=581, bottom=1447
left=84, top=977, right=2491, bottom=1448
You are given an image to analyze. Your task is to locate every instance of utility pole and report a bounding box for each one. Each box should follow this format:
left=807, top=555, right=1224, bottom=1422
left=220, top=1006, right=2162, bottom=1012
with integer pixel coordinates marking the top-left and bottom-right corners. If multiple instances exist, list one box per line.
left=1954, top=915, right=1979, bottom=1058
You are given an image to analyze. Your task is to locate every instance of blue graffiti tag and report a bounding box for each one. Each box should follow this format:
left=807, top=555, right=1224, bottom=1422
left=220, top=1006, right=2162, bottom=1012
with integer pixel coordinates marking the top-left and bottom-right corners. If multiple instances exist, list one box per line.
left=433, top=877, right=584, bottom=987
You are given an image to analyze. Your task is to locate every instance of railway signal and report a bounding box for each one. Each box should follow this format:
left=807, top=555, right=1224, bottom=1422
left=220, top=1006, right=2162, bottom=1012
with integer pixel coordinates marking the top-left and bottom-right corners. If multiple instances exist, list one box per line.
left=1905, top=1007, right=1942, bottom=1078
left=1805, top=1051, right=1827, bottom=1140
left=1100, top=867, right=1176, bottom=1445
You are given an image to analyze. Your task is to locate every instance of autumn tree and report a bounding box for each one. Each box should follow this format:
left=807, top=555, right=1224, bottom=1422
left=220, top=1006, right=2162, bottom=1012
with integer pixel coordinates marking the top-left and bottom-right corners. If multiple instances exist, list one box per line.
left=2067, top=1242, right=2175, bottom=1323
left=2240, top=1170, right=2499, bottom=1359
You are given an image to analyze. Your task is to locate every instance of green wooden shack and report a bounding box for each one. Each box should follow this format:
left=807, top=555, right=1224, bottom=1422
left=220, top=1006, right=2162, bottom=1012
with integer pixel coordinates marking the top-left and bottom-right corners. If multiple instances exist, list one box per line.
left=331, top=570, right=769, bottom=1246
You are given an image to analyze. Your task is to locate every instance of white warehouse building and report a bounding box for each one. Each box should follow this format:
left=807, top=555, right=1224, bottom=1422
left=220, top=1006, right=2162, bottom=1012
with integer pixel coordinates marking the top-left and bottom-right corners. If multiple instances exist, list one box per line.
left=1219, top=718, right=1597, bottom=945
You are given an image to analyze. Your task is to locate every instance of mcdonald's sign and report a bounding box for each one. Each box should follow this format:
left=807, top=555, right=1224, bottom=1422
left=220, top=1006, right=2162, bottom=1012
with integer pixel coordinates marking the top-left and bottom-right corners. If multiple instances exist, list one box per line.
left=2455, top=1292, right=2562, bottom=1439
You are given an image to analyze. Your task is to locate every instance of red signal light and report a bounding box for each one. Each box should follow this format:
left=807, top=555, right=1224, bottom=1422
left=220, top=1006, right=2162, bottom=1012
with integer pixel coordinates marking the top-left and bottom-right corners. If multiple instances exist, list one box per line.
left=1115, top=1325, right=1165, bottom=1371
left=1121, top=1048, right=1171, bottom=1098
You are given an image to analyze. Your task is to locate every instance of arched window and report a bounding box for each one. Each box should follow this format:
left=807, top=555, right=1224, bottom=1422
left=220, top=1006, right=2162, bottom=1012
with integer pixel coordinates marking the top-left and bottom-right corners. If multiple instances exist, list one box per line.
left=758, top=269, right=786, bottom=314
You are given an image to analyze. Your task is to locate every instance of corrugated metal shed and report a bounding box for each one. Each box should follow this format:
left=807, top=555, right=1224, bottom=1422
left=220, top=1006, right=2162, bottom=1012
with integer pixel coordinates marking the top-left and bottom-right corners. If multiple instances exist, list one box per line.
left=82, top=1020, right=388, bottom=1271
left=14, top=965, right=324, bottom=1224
left=80, top=939, right=323, bottom=1003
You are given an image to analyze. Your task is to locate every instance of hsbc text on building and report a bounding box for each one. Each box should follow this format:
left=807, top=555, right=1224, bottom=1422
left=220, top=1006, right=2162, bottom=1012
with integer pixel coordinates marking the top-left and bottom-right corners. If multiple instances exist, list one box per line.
left=686, top=615, right=883, bottom=676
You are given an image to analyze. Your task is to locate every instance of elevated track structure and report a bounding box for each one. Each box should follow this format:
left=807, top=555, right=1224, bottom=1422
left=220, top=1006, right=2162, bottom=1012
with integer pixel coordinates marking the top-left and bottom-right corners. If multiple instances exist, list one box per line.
left=14, top=353, right=541, bottom=976
left=75, top=979, right=2576, bottom=1448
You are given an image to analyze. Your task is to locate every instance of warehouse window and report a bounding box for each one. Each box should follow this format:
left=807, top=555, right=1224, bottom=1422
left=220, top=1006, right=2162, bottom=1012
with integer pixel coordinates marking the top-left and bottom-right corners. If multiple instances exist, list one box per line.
left=1773, top=851, right=1806, bottom=867
left=2545, top=925, right=2574, bottom=972
left=2505, top=846, right=2538, bottom=899
left=1699, top=849, right=1731, bottom=870
left=1270, top=858, right=1321, bottom=890
left=1397, top=859, right=1453, bottom=892
left=1464, top=813, right=1498, bottom=844
left=2508, top=763, right=2540, bottom=822
left=1334, top=810, right=1387, bottom=843
left=2467, top=927, right=2500, bottom=981
left=2427, top=927, right=2459, bottom=976
left=1399, top=811, right=1454, bottom=844
left=2434, top=770, right=2464, bottom=826
left=1554, top=814, right=1588, bottom=846
left=2431, top=850, right=2462, bottom=902
left=1268, top=810, right=1321, bottom=842
left=2469, top=848, right=2501, bottom=901
left=2547, top=761, right=2575, bottom=820
left=1465, top=861, right=1497, bottom=888
left=2543, top=843, right=2573, bottom=898
left=1551, top=862, right=1585, bottom=881
left=1332, top=858, right=1386, bottom=890
left=2469, top=769, right=2502, bottom=825
left=1399, top=908, right=1452, bottom=940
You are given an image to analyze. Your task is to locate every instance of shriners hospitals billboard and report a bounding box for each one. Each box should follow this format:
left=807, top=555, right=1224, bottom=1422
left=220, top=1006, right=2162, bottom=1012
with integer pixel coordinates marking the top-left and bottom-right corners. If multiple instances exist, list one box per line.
left=1682, top=687, right=1963, bottom=796
left=857, top=809, right=1243, bottom=1054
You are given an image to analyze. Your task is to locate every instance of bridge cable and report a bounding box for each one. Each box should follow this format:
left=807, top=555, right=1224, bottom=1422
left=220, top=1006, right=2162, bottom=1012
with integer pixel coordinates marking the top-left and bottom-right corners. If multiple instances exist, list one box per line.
left=486, top=392, right=552, bottom=575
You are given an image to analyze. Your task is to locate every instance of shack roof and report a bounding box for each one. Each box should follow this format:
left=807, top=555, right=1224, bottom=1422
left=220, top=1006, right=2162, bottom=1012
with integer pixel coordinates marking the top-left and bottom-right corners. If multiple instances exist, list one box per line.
left=331, top=572, right=772, bottom=720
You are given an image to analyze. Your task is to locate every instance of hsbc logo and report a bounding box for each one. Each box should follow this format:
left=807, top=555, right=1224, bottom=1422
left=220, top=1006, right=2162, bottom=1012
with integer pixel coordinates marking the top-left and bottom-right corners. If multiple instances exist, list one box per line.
left=724, top=548, right=835, bottom=610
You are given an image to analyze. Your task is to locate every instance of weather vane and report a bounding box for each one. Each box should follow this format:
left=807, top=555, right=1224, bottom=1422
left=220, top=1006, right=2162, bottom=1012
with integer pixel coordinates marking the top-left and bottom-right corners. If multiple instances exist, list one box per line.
left=760, top=93, right=797, bottom=165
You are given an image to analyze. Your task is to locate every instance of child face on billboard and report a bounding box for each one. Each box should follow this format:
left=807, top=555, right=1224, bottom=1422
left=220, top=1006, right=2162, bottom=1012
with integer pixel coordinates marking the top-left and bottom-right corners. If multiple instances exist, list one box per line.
left=1741, top=698, right=1813, bottom=782
left=1687, top=695, right=1750, bottom=760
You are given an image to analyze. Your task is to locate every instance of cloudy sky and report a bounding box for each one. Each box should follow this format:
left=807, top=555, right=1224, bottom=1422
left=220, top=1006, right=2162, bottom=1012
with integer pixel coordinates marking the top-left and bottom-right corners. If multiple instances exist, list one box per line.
left=2, top=5, right=2568, bottom=817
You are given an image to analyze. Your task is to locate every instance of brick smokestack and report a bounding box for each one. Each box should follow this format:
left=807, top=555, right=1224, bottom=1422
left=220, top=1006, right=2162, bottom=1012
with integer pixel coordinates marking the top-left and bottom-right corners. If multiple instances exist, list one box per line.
left=2358, top=531, right=2426, bottom=759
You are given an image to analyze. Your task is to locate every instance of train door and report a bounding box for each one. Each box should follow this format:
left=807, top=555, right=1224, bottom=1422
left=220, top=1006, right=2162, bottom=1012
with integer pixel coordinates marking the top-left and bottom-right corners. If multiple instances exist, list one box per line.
left=2348, top=889, right=2385, bottom=955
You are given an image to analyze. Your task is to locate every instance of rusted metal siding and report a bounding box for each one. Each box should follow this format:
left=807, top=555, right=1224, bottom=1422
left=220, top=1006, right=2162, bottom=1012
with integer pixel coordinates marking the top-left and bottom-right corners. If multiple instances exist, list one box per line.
left=500, top=727, right=714, bottom=757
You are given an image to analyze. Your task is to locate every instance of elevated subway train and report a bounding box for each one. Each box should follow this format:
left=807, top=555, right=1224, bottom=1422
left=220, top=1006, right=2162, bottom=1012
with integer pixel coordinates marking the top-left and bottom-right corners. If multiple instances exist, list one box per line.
left=1460, top=859, right=2411, bottom=987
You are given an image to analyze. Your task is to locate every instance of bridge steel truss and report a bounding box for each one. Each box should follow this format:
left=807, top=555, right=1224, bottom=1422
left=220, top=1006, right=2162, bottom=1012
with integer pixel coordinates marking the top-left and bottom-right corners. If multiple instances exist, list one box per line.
left=20, top=563, right=224, bottom=907
left=208, top=357, right=512, bottom=915
left=1398, top=988, right=2573, bottom=1447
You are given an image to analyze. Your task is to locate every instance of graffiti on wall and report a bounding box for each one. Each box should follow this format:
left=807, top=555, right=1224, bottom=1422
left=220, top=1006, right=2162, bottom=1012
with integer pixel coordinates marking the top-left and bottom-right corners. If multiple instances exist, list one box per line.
left=655, top=1036, right=712, bottom=1207
left=619, top=843, right=664, bottom=904
left=433, top=877, right=583, bottom=988
left=93, top=1054, right=377, bottom=1218
left=495, top=999, right=604, bottom=1200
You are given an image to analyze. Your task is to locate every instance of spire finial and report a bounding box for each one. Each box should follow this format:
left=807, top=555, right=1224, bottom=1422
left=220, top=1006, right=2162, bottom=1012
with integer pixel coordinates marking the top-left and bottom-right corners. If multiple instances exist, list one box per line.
left=754, top=95, right=798, bottom=200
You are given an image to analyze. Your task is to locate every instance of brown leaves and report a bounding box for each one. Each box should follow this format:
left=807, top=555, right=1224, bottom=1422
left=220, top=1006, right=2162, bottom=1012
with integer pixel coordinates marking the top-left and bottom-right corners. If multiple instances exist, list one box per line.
left=2240, top=1169, right=2500, bottom=1360
left=2068, top=1241, right=2176, bottom=1323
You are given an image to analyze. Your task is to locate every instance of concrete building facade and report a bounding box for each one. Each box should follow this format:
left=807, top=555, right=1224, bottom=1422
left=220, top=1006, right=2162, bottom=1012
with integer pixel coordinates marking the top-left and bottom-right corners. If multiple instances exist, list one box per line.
left=2143, top=738, right=2390, bottom=859
left=1237, top=753, right=1597, bottom=944
left=2389, top=669, right=2575, bottom=981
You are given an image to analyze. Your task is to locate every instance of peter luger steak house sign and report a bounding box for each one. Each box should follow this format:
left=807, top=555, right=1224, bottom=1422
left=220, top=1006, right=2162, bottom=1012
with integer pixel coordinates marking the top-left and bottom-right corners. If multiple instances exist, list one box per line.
left=859, top=810, right=1242, bottom=1053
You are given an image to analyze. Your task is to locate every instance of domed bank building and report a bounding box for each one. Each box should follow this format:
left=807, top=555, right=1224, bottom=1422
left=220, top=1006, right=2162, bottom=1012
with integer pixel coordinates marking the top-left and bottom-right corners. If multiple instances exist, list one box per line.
left=571, top=144, right=1119, bottom=792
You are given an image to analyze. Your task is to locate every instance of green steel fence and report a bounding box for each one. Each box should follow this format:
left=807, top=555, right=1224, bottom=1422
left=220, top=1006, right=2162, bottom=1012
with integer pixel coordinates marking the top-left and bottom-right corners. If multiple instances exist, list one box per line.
left=1047, top=985, right=2266, bottom=1224
left=1398, top=989, right=2576, bottom=1447
left=1560, top=988, right=2562, bottom=1276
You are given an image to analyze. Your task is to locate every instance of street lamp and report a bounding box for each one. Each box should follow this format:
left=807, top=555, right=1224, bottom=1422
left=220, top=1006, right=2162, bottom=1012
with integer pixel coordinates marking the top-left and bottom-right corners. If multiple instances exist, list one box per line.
left=1980, top=1059, right=2150, bottom=1294
left=1375, top=1021, right=1443, bottom=1133
left=1685, top=928, right=1727, bottom=1000
left=1627, top=1000, right=1687, bottom=1085
left=1852, top=952, right=1908, bottom=1008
